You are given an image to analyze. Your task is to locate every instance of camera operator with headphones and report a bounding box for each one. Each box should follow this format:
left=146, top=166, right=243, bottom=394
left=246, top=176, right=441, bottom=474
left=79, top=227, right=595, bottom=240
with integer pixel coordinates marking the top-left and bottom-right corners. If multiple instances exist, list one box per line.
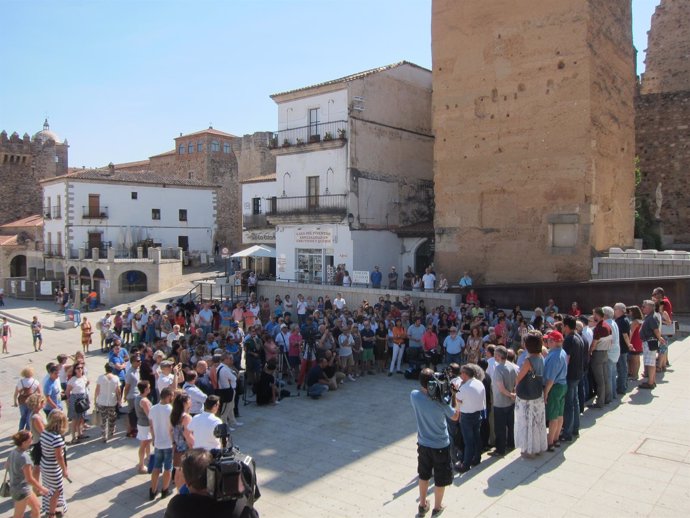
left=410, top=368, right=460, bottom=517
left=164, top=448, right=259, bottom=518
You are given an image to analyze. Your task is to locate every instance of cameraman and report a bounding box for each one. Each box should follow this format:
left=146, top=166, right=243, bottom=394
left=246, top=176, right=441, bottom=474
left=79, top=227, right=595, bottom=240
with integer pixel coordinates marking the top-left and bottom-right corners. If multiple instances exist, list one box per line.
left=164, top=448, right=259, bottom=518
left=410, top=368, right=460, bottom=516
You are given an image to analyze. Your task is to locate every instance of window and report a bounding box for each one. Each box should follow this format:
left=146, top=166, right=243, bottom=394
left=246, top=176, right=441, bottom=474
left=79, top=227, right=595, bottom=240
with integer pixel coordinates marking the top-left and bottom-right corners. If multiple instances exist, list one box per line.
left=179, top=209, right=188, bottom=222
left=223, top=142, right=230, bottom=154
left=252, top=197, right=261, bottom=215
left=197, top=141, right=203, bottom=152
left=309, top=108, right=320, bottom=137
left=307, top=176, right=320, bottom=210
left=131, top=192, right=138, bottom=200
left=188, top=142, right=194, bottom=154
left=211, top=140, right=219, bottom=152
left=188, top=171, right=194, bottom=180
left=178, top=144, right=185, bottom=155
left=152, top=208, right=161, bottom=220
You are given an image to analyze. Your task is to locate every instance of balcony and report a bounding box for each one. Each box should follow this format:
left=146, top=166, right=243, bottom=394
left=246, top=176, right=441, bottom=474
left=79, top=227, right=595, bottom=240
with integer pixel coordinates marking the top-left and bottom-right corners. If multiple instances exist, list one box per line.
left=52, top=206, right=62, bottom=219
left=44, top=244, right=64, bottom=258
left=43, top=207, right=52, bottom=220
left=243, top=213, right=271, bottom=229
left=269, top=120, right=347, bottom=153
left=83, top=206, right=109, bottom=219
left=266, top=194, right=347, bottom=224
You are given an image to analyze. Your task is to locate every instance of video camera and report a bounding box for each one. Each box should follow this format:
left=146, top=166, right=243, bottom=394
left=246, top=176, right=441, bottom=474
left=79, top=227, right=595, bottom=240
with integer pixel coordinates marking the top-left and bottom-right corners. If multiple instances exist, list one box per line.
left=207, top=424, right=261, bottom=507
left=427, top=368, right=454, bottom=404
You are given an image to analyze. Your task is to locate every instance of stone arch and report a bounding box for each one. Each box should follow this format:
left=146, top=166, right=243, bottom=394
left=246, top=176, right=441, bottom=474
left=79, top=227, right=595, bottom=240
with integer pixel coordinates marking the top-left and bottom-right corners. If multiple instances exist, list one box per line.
left=9, top=254, right=27, bottom=277
left=120, top=270, right=147, bottom=292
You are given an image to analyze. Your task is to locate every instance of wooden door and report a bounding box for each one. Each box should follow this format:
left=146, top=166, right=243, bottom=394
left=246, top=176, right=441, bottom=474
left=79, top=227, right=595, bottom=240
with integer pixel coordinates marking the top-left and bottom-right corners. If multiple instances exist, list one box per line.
left=88, top=194, right=100, bottom=217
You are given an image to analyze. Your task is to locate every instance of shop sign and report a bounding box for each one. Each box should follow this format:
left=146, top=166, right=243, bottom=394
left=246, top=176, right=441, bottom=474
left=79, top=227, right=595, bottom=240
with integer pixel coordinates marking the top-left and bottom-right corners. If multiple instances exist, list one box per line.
left=243, top=230, right=276, bottom=244
left=295, top=229, right=333, bottom=245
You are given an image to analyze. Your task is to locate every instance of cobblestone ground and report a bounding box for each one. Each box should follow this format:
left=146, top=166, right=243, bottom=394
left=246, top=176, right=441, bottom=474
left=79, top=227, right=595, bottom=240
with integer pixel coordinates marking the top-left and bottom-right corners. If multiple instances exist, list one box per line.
left=1, top=297, right=689, bottom=517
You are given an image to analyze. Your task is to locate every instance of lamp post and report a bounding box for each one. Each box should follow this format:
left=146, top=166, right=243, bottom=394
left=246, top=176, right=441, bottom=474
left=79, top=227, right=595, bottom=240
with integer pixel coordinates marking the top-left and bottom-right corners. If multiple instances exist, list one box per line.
left=325, top=167, right=334, bottom=194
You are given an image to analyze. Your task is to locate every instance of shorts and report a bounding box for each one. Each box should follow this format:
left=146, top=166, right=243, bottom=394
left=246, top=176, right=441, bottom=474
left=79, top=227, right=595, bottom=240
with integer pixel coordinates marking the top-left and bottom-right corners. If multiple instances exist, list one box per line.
left=32, top=333, right=42, bottom=342
left=10, top=488, right=31, bottom=502
left=173, top=446, right=188, bottom=468
left=153, top=447, right=173, bottom=471
left=137, top=424, right=152, bottom=441
left=642, top=342, right=656, bottom=367
left=30, top=442, right=42, bottom=465
left=339, top=354, right=354, bottom=368
left=417, top=444, right=453, bottom=486
left=362, top=348, right=374, bottom=362
left=545, top=383, right=567, bottom=421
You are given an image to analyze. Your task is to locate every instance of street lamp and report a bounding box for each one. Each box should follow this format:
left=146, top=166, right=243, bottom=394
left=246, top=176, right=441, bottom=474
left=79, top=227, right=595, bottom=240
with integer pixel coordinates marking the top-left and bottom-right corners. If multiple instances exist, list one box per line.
left=282, top=172, right=291, bottom=197
left=325, top=167, right=334, bottom=194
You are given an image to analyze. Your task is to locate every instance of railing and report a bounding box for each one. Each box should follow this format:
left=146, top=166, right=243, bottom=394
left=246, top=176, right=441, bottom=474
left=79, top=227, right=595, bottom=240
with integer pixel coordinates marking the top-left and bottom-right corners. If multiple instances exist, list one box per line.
left=266, top=194, right=347, bottom=216
left=243, top=213, right=270, bottom=229
left=83, top=241, right=112, bottom=259
left=82, top=206, right=108, bottom=219
left=52, top=206, right=62, bottom=219
left=269, top=120, right=347, bottom=149
left=68, top=248, right=80, bottom=260
left=160, top=247, right=182, bottom=260
left=44, top=244, right=64, bottom=258
left=43, top=207, right=52, bottom=220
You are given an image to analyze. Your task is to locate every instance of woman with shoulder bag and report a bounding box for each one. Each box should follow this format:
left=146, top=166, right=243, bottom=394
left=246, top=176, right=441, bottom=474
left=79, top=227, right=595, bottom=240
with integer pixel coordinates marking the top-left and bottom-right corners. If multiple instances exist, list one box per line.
left=5, top=430, right=49, bottom=518
left=513, top=331, right=548, bottom=458
left=14, top=367, right=41, bottom=431
left=65, top=363, right=89, bottom=444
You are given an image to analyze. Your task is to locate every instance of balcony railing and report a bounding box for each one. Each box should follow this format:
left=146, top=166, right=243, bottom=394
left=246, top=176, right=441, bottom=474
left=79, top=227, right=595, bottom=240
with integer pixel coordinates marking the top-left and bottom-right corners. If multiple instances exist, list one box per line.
left=83, top=206, right=108, bottom=219
left=52, top=206, right=62, bottom=219
left=269, top=120, right=347, bottom=149
left=266, top=194, right=347, bottom=216
left=44, top=244, right=64, bottom=258
left=43, top=207, right=52, bottom=220
left=83, top=241, right=112, bottom=259
left=243, top=213, right=270, bottom=229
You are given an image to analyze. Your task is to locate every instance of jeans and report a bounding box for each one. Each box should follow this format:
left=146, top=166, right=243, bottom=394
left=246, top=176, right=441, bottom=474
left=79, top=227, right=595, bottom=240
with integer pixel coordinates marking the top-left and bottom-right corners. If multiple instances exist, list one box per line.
left=307, top=383, right=329, bottom=398
left=493, top=405, right=515, bottom=454
left=607, top=359, right=617, bottom=401
left=460, top=411, right=482, bottom=467
left=389, top=344, right=405, bottom=373
left=590, top=351, right=608, bottom=408
left=447, top=418, right=463, bottom=463
left=446, top=352, right=462, bottom=366
left=18, top=404, right=31, bottom=431
left=616, top=352, right=628, bottom=393
left=562, top=379, right=580, bottom=438
left=578, top=374, right=587, bottom=413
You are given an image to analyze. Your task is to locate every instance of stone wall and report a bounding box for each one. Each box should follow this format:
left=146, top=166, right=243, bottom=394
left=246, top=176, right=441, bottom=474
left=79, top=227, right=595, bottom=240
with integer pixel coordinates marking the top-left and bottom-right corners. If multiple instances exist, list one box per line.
left=636, top=92, right=690, bottom=244
left=640, top=0, right=690, bottom=95
left=431, top=0, right=635, bottom=284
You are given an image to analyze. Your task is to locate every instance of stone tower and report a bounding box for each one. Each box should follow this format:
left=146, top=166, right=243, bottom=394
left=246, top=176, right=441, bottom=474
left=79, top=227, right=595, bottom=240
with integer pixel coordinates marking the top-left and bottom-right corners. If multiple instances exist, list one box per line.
left=640, top=0, right=690, bottom=95
left=432, top=0, right=636, bottom=283
left=0, top=119, right=69, bottom=225
left=636, top=0, right=690, bottom=245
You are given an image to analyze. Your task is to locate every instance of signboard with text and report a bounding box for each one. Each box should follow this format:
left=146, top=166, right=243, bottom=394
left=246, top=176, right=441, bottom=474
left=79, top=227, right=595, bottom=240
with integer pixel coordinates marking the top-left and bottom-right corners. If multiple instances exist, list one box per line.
left=351, top=271, right=370, bottom=285
left=242, top=230, right=276, bottom=244
left=294, top=229, right=333, bottom=246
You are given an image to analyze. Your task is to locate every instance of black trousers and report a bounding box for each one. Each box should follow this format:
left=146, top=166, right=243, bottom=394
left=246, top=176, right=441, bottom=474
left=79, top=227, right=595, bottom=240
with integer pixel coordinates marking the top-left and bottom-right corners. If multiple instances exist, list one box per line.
left=493, top=404, right=515, bottom=454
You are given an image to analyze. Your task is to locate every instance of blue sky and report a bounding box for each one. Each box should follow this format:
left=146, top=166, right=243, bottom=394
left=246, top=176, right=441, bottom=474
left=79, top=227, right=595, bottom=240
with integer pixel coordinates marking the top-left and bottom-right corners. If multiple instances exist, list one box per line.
left=1, top=0, right=660, bottom=168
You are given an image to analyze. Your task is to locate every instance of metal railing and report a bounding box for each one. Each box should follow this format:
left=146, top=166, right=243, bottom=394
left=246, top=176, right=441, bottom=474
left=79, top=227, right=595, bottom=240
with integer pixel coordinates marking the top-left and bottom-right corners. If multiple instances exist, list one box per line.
left=83, top=241, right=112, bottom=259
left=44, top=244, right=64, bottom=258
left=269, top=120, right=347, bottom=148
left=243, top=213, right=270, bottom=229
left=160, top=247, right=182, bottom=260
left=267, top=194, right=347, bottom=216
left=82, top=206, right=109, bottom=219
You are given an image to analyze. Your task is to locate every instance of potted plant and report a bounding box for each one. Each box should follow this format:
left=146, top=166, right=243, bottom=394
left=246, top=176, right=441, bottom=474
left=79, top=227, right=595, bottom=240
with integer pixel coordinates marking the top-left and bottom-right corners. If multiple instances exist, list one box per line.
left=337, top=128, right=346, bottom=139
left=270, top=136, right=278, bottom=148
left=309, top=134, right=321, bottom=143
left=282, top=138, right=291, bottom=147
left=323, top=131, right=333, bottom=141
left=296, top=138, right=304, bottom=145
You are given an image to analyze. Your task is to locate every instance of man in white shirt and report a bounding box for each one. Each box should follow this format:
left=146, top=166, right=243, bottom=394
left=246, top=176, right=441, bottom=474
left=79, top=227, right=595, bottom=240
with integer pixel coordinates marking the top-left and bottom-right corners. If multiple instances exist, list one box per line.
left=338, top=327, right=356, bottom=381
left=455, top=364, right=486, bottom=473
left=188, top=395, right=223, bottom=451
left=149, top=387, right=174, bottom=500
left=198, top=303, right=214, bottom=336
left=216, top=353, right=241, bottom=429
left=166, top=325, right=183, bottom=349
left=422, top=267, right=436, bottom=292
left=333, top=293, right=347, bottom=311
left=183, top=371, right=207, bottom=416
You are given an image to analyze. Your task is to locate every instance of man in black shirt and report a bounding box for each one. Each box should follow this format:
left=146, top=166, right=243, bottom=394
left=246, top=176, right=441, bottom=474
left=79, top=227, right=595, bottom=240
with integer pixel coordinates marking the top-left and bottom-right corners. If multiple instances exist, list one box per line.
left=614, top=303, right=631, bottom=395
left=255, top=359, right=278, bottom=406
left=561, top=316, right=585, bottom=441
left=306, top=357, right=330, bottom=399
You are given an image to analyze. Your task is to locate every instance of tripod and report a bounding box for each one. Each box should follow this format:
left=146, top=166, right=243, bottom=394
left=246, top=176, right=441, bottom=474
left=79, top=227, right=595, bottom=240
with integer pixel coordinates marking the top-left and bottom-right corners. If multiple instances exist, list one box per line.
left=276, top=350, right=299, bottom=396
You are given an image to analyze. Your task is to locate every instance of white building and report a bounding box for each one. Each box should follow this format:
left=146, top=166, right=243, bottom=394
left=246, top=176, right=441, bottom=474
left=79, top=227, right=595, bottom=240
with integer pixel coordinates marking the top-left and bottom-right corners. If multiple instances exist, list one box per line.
left=256, top=61, right=435, bottom=284
left=40, top=166, right=218, bottom=305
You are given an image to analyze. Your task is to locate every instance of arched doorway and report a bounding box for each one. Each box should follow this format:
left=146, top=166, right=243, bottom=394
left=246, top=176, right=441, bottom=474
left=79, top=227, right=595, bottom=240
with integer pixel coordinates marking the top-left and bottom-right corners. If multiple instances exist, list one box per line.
left=10, top=255, right=27, bottom=277
left=79, top=267, right=92, bottom=302
left=120, top=270, right=147, bottom=292
left=67, top=266, right=78, bottom=302
left=414, top=239, right=434, bottom=275
left=93, top=269, right=105, bottom=300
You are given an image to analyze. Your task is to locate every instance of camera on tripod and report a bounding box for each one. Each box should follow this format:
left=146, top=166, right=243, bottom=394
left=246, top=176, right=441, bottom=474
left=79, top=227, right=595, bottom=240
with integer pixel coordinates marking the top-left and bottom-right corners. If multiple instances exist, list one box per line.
left=207, top=424, right=261, bottom=506
left=427, top=368, right=453, bottom=404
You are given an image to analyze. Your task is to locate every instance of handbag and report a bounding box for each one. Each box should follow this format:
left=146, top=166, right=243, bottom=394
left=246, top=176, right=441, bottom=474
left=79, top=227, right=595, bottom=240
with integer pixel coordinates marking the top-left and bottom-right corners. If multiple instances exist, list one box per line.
left=516, top=357, right=544, bottom=400
left=0, top=468, right=9, bottom=498
left=661, top=322, right=676, bottom=337
left=75, top=396, right=90, bottom=414
left=646, top=339, right=659, bottom=351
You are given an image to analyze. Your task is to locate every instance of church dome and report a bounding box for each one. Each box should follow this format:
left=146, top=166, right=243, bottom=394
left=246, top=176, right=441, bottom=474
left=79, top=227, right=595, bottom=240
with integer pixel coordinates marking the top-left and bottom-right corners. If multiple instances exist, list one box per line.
left=34, top=118, right=61, bottom=143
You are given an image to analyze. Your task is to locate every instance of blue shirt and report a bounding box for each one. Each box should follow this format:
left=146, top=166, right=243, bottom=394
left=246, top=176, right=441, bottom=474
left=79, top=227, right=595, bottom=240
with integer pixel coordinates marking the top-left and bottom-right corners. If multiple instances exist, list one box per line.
left=370, top=270, right=383, bottom=287
left=220, top=309, right=232, bottom=328
left=443, top=334, right=465, bottom=355
left=43, top=376, right=62, bottom=412
left=109, top=349, right=128, bottom=381
left=410, top=389, right=456, bottom=448
left=544, top=347, right=568, bottom=385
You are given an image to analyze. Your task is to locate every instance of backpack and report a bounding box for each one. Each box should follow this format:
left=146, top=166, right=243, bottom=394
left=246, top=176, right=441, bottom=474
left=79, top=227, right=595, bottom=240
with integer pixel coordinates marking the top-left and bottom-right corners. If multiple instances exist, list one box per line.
left=17, top=380, right=35, bottom=405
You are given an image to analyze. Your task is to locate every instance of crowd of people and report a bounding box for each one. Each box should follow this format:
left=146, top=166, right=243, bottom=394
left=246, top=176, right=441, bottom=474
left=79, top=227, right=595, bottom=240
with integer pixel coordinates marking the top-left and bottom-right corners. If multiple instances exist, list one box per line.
left=2, top=282, right=677, bottom=517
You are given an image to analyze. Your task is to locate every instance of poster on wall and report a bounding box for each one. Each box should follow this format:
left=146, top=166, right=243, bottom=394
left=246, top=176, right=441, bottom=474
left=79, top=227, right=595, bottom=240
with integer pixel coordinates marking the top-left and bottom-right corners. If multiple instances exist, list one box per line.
left=326, top=265, right=335, bottom=284
left=40, top=281, right=53, bottom=296
left=20, top=280, right=26, bottom=292
left=11, top=280, right=17, bottom=294
left=295, top=229, right=333, bottom=246
left=278, top=254, right=287, bottom=272
left=351, top=271, right=370, bottom=285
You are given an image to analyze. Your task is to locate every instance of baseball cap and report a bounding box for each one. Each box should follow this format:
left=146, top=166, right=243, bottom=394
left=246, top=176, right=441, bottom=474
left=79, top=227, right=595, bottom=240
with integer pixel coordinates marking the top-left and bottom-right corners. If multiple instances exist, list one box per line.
left=280, top=323, right=288, bottom=329
left=545, top=330, right=564, bottom=342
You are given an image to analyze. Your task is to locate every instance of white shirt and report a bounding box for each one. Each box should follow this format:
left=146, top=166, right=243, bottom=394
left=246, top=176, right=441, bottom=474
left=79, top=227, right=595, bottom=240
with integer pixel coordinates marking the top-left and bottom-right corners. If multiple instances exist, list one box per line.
left=67, top=376, right=88, bottom=396
left=334, top=297, right=346, bottom=310
left=487, top=357, right=497, bottom=379
left=96, top=374, right=119, bottom=407
left=188, top=411, right=223, bottom=451
left=167, top=332, right=183, bottom=348
left=149, top=403, right=173, bottom=449
left=199, top=308, right=213, bottom=326
left=297, top=300, right=308, bottom=315
left=338, top=333, right=354, bottom=357
left=184, top=383, right=208, bottom=414
left=458, top=378, right=486, bottom=414
left=422, top=273, right=436, bottom=290
left=217, top=364, right=237, bottom=389
left=157, top=373, right=175, bottom=394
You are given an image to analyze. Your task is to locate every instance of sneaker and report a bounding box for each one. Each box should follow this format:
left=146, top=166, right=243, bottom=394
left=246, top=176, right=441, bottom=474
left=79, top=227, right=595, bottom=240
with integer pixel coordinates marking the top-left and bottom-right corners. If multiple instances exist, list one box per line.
left=161, top=488, right=171, bottom=499
left=418, top=501, right=430, bottom=515
left=431, top=506, right=445, bottom=517
left=233, top=422, right=244, bottom=427
left=388, top=372, right=393, bottom=377
left=149, top=488, right=157, bottom=500
left=348, top=374, right=357, bottom=381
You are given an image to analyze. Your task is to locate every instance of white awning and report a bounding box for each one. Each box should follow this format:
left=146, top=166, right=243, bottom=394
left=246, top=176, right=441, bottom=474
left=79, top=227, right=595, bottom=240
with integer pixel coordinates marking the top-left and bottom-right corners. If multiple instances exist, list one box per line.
left=231, top=245, right=276, bottom=258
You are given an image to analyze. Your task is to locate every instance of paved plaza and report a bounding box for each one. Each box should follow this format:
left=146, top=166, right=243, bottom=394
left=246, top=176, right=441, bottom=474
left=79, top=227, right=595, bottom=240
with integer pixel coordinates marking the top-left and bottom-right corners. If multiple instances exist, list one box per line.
left=1, top=293, right=689, bottom=517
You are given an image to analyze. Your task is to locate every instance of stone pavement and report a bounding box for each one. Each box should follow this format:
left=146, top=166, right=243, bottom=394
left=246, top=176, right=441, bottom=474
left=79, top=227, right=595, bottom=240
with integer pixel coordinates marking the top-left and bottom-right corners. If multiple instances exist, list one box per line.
left=1, top=297, right=689, bottom=517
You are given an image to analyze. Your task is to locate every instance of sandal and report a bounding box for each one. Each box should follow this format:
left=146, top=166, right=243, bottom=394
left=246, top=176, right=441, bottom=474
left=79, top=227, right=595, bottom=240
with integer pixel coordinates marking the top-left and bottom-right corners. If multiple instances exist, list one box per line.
left=431, top=506, right=446, bottom=517
left=554, top=441, right=562, bottom=447
left=547, top=444, right=555, bottom=452
left=418, top=501, right=430, bottom=515
left=70, top=438, right=80, bottom=445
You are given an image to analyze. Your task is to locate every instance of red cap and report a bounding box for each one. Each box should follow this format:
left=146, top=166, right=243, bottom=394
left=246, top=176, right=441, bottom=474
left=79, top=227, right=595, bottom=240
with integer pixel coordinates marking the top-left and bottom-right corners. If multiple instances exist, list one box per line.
left=545, top=330, right=564, bottom=342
